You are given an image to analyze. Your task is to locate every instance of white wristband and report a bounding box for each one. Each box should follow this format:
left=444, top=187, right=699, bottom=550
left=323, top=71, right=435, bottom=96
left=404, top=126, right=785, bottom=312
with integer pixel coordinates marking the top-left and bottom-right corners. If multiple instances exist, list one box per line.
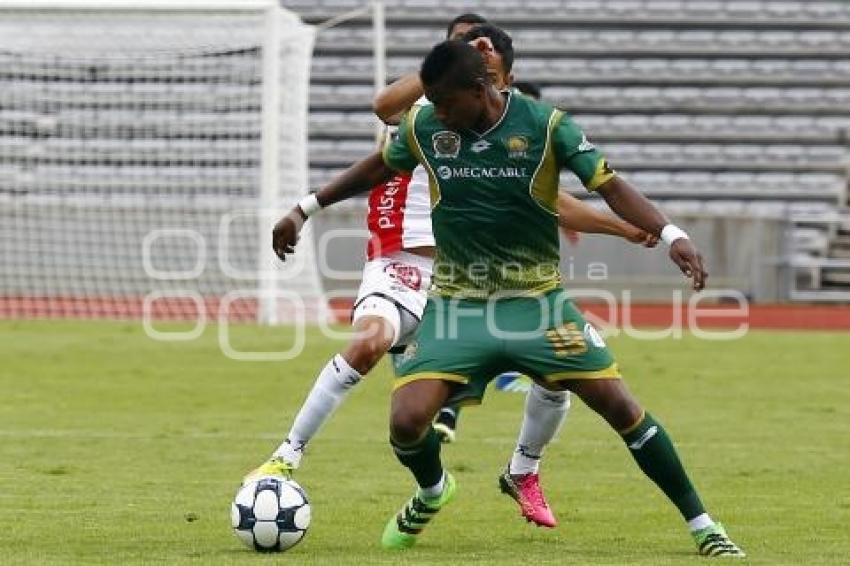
left=297, top=194, right=322, bottom=218
left=660, top=224, right=689, bottom=246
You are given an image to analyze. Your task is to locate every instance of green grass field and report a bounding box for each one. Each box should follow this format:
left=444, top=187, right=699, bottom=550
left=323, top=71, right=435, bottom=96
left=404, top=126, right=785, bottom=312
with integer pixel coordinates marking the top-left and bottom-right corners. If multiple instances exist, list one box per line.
left=1, top=320, right=848, bottom=565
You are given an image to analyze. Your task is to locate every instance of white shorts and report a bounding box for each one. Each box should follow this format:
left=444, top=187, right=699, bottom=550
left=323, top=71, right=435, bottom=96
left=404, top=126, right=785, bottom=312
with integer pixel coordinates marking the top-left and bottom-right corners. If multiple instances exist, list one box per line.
left=351, top=251, right=433, bottom=347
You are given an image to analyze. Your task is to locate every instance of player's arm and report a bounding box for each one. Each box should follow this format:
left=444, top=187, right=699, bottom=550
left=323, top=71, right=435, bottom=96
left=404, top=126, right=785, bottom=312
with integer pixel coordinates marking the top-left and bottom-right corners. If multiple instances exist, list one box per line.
left=372, top=38, right=496, bottom=124
left=272, top=113, right=420, bottom=262
left=373, top=72, right=423, bottom=124
left=272, top=152, right=396, bottom=261
left=554, top=112, right=707, bottom=290
left=594, top=177, right=705, bottom=289
left=557, top=191, right=658, bottom=247
left=597, top=177, right=706, bottom=290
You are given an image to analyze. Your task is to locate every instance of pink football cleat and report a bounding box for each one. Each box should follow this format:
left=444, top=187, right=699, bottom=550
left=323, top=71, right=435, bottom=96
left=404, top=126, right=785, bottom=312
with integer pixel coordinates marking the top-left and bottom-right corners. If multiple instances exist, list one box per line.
left=498, top=469, right=557, bottom=528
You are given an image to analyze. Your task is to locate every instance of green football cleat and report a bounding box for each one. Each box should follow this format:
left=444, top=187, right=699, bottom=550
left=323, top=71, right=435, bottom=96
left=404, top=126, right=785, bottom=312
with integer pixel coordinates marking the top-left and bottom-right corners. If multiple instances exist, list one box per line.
left=242, top=456, right=294, bottom=485
left=381, top=472, right=457, bottom=550
left=692, top=523, right=746, bottom=557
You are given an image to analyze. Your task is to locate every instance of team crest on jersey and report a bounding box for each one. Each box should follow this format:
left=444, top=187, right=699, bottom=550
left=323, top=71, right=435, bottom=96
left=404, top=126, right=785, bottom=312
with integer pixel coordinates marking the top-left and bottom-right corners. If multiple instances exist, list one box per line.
left=432, top=131, right=461, bottom=159
left=504, top=135, right=529, bottom=158
left=384, top=262, right=422, bottom=291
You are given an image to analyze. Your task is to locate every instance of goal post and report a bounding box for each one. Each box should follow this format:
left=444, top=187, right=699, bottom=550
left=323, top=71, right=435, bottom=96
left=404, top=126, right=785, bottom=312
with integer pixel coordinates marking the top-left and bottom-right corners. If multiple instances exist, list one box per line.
left=0, top=0, right=323, bottom=324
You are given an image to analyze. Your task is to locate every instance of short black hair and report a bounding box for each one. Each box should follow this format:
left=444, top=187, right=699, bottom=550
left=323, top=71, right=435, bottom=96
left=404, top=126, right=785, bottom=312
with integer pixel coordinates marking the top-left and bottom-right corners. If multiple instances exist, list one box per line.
left=446, top=13, right=488, bottom=38
left=461, top=24, right=514, bottom=74
left=420, top=40, right=488, bottom=90
left=514, top=80, right=542, bottom=100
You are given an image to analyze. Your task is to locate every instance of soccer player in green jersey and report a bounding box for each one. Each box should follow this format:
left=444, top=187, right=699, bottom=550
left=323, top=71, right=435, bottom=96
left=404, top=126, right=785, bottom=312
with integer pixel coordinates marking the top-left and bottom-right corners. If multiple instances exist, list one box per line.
left=430, top=25, right=658, bottom=447
left=272, top=40, right=744, bottom=557
left=249, top=15, right=656, bottom=532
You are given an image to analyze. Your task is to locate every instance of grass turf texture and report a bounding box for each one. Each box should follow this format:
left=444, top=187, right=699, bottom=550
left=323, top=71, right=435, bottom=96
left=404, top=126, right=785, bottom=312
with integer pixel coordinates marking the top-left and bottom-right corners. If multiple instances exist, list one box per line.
left=1, top=320, right=847, bottom=565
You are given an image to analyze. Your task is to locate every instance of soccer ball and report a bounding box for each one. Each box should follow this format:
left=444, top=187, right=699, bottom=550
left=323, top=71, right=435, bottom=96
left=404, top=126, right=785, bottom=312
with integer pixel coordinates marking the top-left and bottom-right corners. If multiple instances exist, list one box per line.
left=231, top=477, right=311, bottom=552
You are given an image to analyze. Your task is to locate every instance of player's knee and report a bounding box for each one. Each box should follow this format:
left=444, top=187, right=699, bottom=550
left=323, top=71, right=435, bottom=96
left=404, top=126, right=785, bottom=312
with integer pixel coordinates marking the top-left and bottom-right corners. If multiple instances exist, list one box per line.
left=389, top=406, right=431, bottom=444
left=345, top=333, right=392, bottom=374
left=577, top=380, right=643, bottom=430
left=601, top=396, right=643, bottom=431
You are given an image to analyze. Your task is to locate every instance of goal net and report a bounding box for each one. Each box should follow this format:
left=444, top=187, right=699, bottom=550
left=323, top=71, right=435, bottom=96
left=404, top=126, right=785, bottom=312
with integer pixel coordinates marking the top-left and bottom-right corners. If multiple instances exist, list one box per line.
left=0, top=0, right=322, bottom=324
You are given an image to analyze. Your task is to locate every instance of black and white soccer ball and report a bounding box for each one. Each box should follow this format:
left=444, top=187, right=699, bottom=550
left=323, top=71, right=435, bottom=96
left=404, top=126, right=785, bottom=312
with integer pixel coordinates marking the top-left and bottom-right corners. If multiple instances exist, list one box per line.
left=231, top=477, right=311, bottom=552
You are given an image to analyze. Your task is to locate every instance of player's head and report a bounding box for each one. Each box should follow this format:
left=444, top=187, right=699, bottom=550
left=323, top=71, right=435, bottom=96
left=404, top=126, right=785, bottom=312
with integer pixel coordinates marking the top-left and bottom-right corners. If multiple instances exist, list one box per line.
left=420, top=40, right=490, bottom=131
left=446, top=13, right=488, bottom=40
left=461, top=24, right=514, bottom=90
left=514, top=80, right=542, bottom=100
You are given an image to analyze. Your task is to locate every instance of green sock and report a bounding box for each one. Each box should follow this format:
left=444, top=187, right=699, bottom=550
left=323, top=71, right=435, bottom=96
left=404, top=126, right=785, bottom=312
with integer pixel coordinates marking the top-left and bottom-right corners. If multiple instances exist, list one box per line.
left=391, top=426, right=444, bottom=489
left=621, top=412, right=706, bottom=520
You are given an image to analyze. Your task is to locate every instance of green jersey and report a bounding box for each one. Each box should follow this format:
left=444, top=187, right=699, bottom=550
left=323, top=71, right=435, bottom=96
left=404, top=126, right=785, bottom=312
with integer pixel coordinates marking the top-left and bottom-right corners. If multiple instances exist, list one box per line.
left=382, top=91, right=615, bottom=299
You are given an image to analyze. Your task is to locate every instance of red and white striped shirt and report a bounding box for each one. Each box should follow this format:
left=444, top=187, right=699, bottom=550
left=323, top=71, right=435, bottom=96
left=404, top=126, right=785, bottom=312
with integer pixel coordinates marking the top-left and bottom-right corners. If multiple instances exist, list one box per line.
left=365, top=164, right=434, bottom=260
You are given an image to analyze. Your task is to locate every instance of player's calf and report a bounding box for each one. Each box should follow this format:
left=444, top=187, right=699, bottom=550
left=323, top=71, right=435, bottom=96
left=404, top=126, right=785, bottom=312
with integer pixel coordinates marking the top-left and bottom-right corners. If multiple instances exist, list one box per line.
left=568, top=378, right=744, bottom=555
left=385, top=379, right=455, bottom=548
left=498, top=384, right=569, bottom=527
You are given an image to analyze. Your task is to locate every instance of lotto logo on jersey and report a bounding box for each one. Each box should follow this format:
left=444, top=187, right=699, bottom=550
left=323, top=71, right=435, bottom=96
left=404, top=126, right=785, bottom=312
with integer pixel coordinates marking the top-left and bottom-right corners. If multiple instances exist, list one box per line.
left=384, top=262, right=423, bottom=291
left=471, top=139, right=492, bottom=153
left=577, top=133, right=595, bottom=152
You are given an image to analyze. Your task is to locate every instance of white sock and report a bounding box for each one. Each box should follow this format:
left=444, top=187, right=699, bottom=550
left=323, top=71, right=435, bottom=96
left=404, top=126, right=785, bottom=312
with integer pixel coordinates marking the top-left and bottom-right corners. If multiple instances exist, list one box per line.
left=273, top=354, right=362, bottom=467
left=509, top=384, right=571, bottom=475
left=419, top=472, right=445, bottom=499
left=687, top=513, right=715, bottom=532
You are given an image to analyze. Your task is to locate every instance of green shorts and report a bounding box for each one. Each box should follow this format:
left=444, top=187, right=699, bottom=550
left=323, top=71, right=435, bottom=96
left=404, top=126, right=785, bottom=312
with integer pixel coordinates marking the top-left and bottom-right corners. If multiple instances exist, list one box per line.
left=393, top=288, right=619, bottom=406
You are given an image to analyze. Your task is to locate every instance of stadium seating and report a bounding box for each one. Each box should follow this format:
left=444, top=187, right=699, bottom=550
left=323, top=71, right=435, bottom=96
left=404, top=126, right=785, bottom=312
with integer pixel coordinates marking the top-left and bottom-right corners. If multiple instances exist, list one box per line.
left=282, top=0, right=850, bottom=296
left=0, top=1, right=847, bottom=298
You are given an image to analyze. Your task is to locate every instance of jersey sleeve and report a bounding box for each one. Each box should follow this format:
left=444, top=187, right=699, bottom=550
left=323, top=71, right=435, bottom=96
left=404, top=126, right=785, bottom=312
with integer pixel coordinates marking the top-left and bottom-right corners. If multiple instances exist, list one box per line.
left=381, top=110, right=420, bottom=172
left=551, top=112, right=616, bottom=191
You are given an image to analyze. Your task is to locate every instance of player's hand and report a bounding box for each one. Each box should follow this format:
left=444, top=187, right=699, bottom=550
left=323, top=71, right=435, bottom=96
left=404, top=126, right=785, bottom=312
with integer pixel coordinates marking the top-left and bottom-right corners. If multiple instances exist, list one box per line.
left=669, top=238, right=707, bottom=291
left=469, top=37, right=498, bottom=72
left=560, top=227, right=581, bottom=246
left=468, top=36, right=494, bottom=56
left=625, top=227, right=659, bottom=248
left=468, top=37, right=502, bottom=87
left=271, top=207, right=307, bottom=262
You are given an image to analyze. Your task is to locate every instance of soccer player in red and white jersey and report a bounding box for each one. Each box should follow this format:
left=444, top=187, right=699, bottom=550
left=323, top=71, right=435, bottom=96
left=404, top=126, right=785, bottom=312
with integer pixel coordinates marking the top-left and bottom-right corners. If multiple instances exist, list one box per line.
left=246, top=14, right=654, bottom=529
